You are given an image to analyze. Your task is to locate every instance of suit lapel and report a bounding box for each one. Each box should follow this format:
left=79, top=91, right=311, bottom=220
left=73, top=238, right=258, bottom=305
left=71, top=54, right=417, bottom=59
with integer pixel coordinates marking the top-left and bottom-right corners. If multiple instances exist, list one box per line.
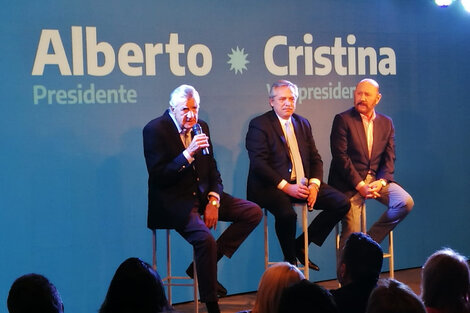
left=291, top=115, right=307, bottom=170
left=163, top=110, right=186, bottom=152
left=268, top=111, right=291, bottom=161
left=371, top=114, right=384, bottom=159
left=351, top=109, right=370, bottom=161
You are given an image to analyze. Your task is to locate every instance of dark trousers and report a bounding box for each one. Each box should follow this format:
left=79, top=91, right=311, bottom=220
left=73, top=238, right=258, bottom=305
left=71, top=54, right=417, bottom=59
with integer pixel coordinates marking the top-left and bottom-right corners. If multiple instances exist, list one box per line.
left=175, top=192, right=262, bottom=302
left=262, top=183, right=350, bottom=264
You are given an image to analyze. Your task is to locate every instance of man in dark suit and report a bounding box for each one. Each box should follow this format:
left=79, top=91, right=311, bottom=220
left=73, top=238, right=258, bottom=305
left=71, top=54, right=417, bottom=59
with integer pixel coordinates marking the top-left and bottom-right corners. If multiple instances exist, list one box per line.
left=143, top=84, right=262, bottom=313
left=328, top=78, right=414, bottom=251
left=246, top=80, right=350, bottom=271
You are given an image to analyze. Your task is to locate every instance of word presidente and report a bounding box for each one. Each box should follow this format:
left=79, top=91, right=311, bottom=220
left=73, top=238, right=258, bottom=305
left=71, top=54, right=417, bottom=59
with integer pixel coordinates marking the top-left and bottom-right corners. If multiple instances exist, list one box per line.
left=33, top=83, right=137, bottom=105
left=32, top=27, right=396, bottom=77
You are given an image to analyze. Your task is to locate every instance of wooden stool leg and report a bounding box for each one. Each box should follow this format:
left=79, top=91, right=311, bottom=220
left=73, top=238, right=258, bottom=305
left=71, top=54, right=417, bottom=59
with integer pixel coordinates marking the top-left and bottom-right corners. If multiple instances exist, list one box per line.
left=166, top=229, right=172, bottom=304
left=264, top=208, right=269, bottom=270
left=360, top=204, right=367, bottom=233
left=302, top=205, right=309, bottom=280
left=389, top=231, right=394, bottom=279
left=153, top=229, right=199, bottom=312
left=152, top=229, right=157, bottom=271
left=193, top=252, right=199, bottom=312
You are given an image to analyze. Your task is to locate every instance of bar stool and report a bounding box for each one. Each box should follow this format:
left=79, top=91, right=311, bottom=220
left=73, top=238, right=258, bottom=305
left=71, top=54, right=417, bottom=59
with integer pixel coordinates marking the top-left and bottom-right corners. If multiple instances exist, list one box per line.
left=152, top=229, right=199, bottom=312
left=335, top=204, right=394, bottom=279
left=264, top=204, right=310, bottom=279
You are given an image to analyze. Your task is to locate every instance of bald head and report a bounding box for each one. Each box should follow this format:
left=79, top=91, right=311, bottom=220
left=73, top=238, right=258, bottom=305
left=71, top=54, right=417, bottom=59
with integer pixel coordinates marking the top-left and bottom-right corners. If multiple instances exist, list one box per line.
left=354, top=78, right=382, bottom=118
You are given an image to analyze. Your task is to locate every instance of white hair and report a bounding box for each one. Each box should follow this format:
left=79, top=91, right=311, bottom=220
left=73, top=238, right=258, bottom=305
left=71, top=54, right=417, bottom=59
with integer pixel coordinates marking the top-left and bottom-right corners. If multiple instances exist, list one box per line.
left=169, top=84, right=200, bottom=108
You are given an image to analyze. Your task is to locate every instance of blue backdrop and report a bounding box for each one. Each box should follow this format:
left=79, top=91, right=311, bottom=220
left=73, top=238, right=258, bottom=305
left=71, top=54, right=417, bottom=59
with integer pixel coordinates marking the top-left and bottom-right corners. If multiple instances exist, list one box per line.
left=1, top=1, right=469, bottom=312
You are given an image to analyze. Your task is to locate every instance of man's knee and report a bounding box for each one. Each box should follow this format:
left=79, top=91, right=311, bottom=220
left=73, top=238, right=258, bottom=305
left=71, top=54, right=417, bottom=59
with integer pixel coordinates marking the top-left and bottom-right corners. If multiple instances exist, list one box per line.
left=249, top=204, right=263, bottom=224
left=394, top=194, right=414, bottom=214
left=339, top=196, right=351, bottom=213
left=404, top=195, right=414, bottom=213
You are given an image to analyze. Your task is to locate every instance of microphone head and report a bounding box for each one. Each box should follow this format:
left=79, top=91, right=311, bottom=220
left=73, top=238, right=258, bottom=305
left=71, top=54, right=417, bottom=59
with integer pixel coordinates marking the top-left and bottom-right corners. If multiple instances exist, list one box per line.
left=192, top=123, right=202, bottom=135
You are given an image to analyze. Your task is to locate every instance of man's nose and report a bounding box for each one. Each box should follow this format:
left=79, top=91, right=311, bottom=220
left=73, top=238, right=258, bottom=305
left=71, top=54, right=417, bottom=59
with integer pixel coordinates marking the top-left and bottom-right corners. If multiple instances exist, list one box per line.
left=186, top=111, right=194, bottom=119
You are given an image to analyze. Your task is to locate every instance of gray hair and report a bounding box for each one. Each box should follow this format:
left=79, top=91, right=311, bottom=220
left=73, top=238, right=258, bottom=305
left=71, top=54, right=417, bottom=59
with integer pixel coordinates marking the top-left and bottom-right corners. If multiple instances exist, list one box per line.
left=269, top=80, right=299, bottom=99
left=169, top=84, right=200, bottom=108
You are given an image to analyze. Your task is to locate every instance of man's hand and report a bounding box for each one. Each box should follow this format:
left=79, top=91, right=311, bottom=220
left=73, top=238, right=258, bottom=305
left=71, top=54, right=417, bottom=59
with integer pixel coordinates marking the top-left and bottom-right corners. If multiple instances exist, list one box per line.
left=307, top=184, right=319, bottom=209
left=368, top=180, right=383, bottom=198
left=357, top=181, right=381, bottom=199
left=357, top=183, right=373, bottom=199
left=186, top=133, right=210, bottom=157
left=282, top=183, right=309, bottom=200
left=204, top=200, right=219, bottom=230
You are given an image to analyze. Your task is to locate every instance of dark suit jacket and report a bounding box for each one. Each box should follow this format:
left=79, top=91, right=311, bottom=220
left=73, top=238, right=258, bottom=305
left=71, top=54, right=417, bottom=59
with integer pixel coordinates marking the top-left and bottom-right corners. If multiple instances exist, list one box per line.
left=143, top=109, right=223, bottom=229
left=246, top=110, right=323, bottom=206
left=328, top=107, right=395, bottom=198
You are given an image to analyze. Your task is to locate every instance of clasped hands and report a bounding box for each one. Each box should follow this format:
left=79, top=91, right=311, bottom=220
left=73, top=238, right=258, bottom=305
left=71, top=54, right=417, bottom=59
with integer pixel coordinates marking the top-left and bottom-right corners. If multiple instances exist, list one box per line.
left=283, top=182, right=319, bottom=209
left=358, top=180, right=383, bottom=199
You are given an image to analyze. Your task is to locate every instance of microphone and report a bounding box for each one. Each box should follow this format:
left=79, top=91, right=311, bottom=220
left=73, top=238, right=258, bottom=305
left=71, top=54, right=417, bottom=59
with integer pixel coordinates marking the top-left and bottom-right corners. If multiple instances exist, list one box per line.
left=300, top=177, right=313, bottom=212
left=192, top=123, right=209, bottom=155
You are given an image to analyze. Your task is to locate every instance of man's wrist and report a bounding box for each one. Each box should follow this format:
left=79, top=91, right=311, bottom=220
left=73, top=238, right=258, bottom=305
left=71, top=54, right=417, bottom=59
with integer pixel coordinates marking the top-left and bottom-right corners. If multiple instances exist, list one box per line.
left=277, top=179, right=288, bottom=190
left=208, top=195, right=220, bottom=209
left=309, top=178, right=320, bottom=191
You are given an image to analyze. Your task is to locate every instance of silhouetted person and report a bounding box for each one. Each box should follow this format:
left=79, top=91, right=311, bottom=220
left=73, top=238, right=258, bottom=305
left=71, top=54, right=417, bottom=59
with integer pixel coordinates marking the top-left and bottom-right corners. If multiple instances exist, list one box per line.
left=7, top=273, right=64, bottom=313
left=366, top=278, right=426, bottom=313
left=99, top=257, right=177, bottom=313
left=421, top=248, right=470, bottom=313
left=238, top=262, right=305, bottom=313
left=279, top=279, right=338, bottom=313
left=330, top=232, right=383, bottom=313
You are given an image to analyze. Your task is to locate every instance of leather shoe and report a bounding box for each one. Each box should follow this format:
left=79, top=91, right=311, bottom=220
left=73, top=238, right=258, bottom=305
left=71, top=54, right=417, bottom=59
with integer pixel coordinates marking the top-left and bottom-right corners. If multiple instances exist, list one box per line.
left=186, top=265, right=228, bottom=298
left=296, top=246, right=320, bottom=271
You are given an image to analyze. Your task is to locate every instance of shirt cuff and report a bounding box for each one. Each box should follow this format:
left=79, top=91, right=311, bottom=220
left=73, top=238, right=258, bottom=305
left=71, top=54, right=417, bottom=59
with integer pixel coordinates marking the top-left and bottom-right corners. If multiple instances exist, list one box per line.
left=309, top=178, right=321, bottom=187
left=277, top=179, right=288, bottom=190
left=183, top=149, right=195, bottom=164
left=208, top=192, right=220, bottom=201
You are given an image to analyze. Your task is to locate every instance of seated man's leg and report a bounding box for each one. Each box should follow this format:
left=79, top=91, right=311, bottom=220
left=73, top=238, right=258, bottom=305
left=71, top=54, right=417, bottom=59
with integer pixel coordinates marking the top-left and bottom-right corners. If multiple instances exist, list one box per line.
left=298, top=183, right=350, bottom=247
left=216, top=193, right=262, bottom=259
left=176, top=209, right=217, bottom=303
left=368, top=182, right=414, bottom=244
left=339, top=192, right=364, bottom=250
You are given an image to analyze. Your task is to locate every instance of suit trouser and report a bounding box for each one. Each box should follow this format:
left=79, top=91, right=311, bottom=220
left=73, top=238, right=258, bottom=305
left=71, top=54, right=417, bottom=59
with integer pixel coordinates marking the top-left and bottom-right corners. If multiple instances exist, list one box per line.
left=176, top=192, right=262, bottom=302
left=265, top=183, right=350, bottom=265
left=338, top=174, right=414, bottom=250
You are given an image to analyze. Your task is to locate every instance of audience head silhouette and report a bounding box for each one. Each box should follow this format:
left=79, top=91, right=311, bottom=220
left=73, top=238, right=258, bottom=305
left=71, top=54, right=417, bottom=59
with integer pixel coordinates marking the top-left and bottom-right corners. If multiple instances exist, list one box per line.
left=338, top=232, right=383, bottom=285
left=421, top=247, right=470, bottom=313
left=252, top=262, right=305, bottom=313
left=99, top=257, right=174, bottom=313
left=366, top=278, right=426, bottom=313
left=279, top=279, right=338, bottom=313
left=7, top=273, right=64, bottom=313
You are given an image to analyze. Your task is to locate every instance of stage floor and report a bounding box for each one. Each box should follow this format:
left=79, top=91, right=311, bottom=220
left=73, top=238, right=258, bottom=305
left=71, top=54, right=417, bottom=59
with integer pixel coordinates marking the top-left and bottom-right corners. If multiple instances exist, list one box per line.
left=173, top=267, right=422, bottom=313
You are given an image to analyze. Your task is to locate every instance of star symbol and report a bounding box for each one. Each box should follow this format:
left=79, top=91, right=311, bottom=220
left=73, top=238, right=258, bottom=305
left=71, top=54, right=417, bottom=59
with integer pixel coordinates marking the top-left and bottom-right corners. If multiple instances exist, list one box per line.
left=227, top=46, right=249, bottom=74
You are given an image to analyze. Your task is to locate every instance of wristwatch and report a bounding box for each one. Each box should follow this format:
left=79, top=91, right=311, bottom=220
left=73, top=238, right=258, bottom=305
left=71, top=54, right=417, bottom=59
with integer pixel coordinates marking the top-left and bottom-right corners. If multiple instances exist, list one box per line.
left=210, top=199, right=220, bottom=209
left=380, top=179, right=388, bottom=187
